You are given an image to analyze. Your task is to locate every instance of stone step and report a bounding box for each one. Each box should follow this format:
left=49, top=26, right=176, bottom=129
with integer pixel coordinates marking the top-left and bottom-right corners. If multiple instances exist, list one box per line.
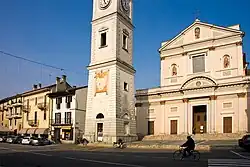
left=142, top=133, right=246, bottom=141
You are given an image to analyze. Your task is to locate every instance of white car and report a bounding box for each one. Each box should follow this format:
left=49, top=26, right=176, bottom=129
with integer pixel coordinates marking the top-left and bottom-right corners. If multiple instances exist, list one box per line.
left=21, top=137, right=32, bottom=145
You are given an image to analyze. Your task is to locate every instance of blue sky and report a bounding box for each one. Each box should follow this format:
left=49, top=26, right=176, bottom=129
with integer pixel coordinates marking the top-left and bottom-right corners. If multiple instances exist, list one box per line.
left=0, top=0, right=249, bottom=99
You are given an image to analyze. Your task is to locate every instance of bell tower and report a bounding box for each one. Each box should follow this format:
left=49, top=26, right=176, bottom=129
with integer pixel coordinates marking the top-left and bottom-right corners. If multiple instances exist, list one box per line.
left=85, top=0, right=137, bottom=143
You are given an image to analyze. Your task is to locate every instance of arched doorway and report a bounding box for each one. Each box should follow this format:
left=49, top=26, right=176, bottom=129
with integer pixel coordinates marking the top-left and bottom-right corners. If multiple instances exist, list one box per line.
left=96, top=113, right=104, bottom=142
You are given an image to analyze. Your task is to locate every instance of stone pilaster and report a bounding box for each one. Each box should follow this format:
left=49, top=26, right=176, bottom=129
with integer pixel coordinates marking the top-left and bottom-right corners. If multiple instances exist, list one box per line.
left=160, top=101, right=166, bottom=134
left=209, top=95, right=217, bottom=133
left=182, top=98, right=189, bottom=134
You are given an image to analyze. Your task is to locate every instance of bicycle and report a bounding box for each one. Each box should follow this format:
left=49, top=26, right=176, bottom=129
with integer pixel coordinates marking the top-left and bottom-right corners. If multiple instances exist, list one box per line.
left=173, top=147, right=200, bottom=161
left=113, top=142, right=127, bottom=149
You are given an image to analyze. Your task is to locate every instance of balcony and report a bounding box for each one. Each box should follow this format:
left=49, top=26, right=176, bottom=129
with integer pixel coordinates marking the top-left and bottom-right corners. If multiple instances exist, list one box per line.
left=6, top=112, right=22, bottom=119
left=28, top=120, right=39, bottom=127
left=37, top=103, right=47, bottom=110
left=51, top=118, right=73, bottom=126
left=12, top=100, right=23, bottom=107
left=22, top=105, right=30, bottom=112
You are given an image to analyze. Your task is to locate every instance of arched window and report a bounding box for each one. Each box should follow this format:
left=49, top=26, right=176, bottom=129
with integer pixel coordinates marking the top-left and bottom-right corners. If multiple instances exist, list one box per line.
left=223, top=55, right=230, bottom=68
left=96, top=113, right=104, bottom=119
left=171, top=64, right=177, bottom=76
left=195, top=27, right=200, bottom=39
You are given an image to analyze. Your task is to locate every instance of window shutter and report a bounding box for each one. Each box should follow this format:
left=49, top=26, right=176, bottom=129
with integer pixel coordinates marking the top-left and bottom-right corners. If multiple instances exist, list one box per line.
left=193, top=55, right=205, bottom=73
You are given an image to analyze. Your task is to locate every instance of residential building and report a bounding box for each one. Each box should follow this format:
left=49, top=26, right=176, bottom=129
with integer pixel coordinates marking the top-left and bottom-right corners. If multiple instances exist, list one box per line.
left=48, top=76, right=87, bottom=143
left=4, top=95, right=23, bottom=134
left=85, top=0, right=137, bottom=143
left=136, top=19, right=250, bottom=136
left=18, top=83, right=55, bottom=138
left=0, top=97, right=12, bottom=131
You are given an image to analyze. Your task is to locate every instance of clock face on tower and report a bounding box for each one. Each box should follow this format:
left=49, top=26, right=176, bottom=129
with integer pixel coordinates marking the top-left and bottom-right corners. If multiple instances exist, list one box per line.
left=99, top=0, right=111, bottom=9
left=121, top=0, right=130, bottom=12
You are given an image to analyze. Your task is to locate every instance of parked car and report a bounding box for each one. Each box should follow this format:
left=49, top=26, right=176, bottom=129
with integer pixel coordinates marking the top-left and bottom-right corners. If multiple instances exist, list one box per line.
left=238, top=134, right=250, bottom=150
left=12, top=136, right=24, bottom=144
left=42, top=138, right=54, bottom=145
left=21, top=136, right=33, bottom=145
left=0, top=136, right=7, bottom=142
left=30, top=137, right=44, bottom=146
left=6, top=135, right=16, bottom=144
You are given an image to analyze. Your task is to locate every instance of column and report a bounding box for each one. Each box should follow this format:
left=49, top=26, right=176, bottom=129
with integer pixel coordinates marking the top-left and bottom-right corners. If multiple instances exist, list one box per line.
left=209, top=95, right=217, bottom=133
left=160, top=101, right=166, bottom=134
left=183, top=98, right=188, bottom=134
left=237, top=93, right=246, bottom=133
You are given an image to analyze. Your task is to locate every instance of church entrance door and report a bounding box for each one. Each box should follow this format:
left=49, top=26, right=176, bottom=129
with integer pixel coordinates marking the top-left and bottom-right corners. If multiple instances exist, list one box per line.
left=193, top=105, right=207, bottom=134
left=97, top=123, right=103, bottom=142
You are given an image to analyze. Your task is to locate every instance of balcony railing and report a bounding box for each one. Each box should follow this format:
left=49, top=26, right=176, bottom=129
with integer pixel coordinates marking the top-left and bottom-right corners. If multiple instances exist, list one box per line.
left=7, top=100, right=23, bottom=107
left=37, top=103, right=47, bottom=110
left=6, top=112, right=22, bottom=119
left=22, top=105, right=30, bottom=112
left=51, top=118, right=73, bottom=126
left=28, top=120, right=39, bottom=127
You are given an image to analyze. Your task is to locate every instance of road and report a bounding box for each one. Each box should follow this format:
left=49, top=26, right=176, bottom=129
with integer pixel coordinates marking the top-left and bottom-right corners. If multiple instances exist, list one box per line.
left=0, top=143, right=250, bottom=167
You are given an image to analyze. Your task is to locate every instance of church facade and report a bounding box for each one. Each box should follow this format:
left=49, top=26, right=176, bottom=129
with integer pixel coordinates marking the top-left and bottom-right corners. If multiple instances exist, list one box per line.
left=136, top=19, right=250, bottom=136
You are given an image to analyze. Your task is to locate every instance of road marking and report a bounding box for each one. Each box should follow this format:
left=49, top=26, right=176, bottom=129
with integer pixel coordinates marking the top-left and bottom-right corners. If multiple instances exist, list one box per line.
left=208, top=159, right=250, bottom=167
left=230, top=150, right=250, bottom=160
left=31, top=152, right=53, bottom=157
left=64, top=156, right=146, bottom=167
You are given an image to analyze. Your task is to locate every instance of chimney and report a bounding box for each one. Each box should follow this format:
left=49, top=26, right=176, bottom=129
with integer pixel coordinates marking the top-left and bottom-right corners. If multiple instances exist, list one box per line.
left=62, top=75, right=67, bottom=82
left=38, top=83, right=42, bottom=88
left=33, top=84, right=37, bottom=90
left=56, top=77, right=60, bottom=85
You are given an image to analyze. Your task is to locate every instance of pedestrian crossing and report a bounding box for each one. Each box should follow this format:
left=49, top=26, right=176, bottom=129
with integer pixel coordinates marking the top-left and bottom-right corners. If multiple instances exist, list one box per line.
left=208, top=159, right=250, bottom=166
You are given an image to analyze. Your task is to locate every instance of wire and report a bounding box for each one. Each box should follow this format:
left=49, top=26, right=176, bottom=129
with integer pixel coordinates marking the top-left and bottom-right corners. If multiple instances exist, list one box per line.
left=0, top=50, right=87, bottom=76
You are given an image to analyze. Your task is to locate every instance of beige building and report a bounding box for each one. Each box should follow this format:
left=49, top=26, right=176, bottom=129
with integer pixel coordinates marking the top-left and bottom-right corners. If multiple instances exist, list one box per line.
left=85, top=0, right=137, bottom=143
left=0, top=96, right=19, bottom=133
left=136, top=19, right=250, bottom=136
left=18, top=83, right=55, bottom=137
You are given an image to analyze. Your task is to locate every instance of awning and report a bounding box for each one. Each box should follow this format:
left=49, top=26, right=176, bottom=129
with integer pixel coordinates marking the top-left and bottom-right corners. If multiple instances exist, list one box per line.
left=35, top=128, right=49, bottom=135
left=26, top=128, right=37, bottom=134
left=0, top=125, right=12, bottom=132
left=18, top=128, right=29, bottom=134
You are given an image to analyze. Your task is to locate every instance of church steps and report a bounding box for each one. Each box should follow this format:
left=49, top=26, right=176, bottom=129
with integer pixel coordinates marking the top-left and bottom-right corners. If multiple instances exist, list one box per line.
left=141, top=133, right=247, bottom=141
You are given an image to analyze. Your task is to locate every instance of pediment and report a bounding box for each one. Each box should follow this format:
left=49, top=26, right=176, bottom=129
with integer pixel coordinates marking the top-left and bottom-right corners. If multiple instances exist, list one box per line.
left=159, top=20, right=243, bottom=52
left=181, top=76, right=217, bottom=90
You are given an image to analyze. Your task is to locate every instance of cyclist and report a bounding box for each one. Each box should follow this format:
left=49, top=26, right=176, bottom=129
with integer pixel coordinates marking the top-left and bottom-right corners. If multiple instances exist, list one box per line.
left=117, top=138, right=123, bottom=148
left=181, top=135, right=195, bottom=157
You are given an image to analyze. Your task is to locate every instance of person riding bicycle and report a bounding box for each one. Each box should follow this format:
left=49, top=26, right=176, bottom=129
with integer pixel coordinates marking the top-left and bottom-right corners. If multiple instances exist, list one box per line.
left=181, top=135, right=195, bottom=157
left=117, top=138, right=123, bottom=148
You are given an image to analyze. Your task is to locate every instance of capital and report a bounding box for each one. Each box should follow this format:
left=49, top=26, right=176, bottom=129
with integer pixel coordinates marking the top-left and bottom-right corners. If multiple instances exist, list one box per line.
left=160, top=101, right=166, bottom=105
left=182, top=98, right=188, bottom=103
left=237, top=93, right=246, bottom=98
left=210, top=95, right=217, bottom=100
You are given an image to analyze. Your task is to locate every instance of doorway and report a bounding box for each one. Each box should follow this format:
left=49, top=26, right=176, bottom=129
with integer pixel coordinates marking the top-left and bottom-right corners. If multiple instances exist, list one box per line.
left=170, top=120, right=178, bottom=135
left=193, top=105, right=207, bottom=134
left=54, top=128, right=61, bottom=142
left=97, top=123, right=103, bottom=142
left=148, top=121, right=154, bottom=135
left=223, top=117, right=232, bottom=133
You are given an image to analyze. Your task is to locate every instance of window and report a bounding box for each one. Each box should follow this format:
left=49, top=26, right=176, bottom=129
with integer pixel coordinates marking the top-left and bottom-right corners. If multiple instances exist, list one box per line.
left=223, top=55, right=230, bottom=68
left=44, top=111, right=46, bottom=120
left=101, top=32, right=107, bottom=47
left=10, top=119, right=12, bottom=126
left=195, top=27, right=200, bottom=39
left=65, top=112, right=71, bottom=124
left=26, top=113, right=29, bottom=121
left=35, top=97, right=37, bottom=105
left=56, top=97, right=62, bottom=109
left=124, top=82, right=128, bottom=91
left=55, top=113, right=61, bottom=124
left=15, top=119, right=17, bottom=126
left=66, top=96, right=72, bottom=109
left=192, top=55, right=205, bottom=73
left=171, top=64, right=177, bottom=76
left=34, top=111, right=37, bottom=124
left=123, top=34, right=128, bottom=50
